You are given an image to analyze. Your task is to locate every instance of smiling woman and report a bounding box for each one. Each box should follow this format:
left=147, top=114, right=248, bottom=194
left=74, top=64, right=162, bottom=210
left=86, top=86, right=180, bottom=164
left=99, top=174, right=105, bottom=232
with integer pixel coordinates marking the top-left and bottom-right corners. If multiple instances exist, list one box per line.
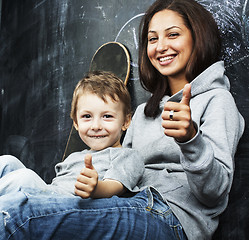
left=147, top=9, right=193, bottom=92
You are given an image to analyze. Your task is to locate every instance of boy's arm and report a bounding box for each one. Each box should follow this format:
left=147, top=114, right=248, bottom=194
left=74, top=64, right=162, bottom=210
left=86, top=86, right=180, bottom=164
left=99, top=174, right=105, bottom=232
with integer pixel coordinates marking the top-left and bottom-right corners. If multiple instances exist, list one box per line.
left=74, top=154, right=125, bottom=199
left=90, top=179, right=125, bottom=199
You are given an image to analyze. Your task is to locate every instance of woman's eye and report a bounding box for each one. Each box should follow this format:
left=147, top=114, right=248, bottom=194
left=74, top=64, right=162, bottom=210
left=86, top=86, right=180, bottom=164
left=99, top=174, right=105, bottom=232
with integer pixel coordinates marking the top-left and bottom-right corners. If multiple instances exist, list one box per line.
left=148, top=37, right=157, bottom=42
left=168, top=32, right=179, bottom=38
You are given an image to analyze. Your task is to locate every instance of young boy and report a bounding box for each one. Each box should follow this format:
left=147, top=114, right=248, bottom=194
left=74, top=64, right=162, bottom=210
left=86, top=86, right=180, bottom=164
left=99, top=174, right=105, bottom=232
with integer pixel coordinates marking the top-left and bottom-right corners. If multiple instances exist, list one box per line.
left=0, top=71, right=144, bottom=199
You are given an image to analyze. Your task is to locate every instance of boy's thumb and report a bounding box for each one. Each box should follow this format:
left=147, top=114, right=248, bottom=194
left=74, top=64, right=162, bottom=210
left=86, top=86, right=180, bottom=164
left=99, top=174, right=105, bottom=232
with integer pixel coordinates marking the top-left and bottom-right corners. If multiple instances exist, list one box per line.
left=84, top=154, right=93, bottom=169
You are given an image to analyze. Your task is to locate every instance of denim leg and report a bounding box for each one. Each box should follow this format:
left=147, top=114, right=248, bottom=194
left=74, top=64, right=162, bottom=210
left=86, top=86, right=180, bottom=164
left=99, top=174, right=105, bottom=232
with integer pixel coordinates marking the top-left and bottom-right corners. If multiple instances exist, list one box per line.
left=0, top=187, right=187, bottom=240
left=0, top=168, right=49, bottom=197
left=146, top=188, right=187, bottom=240
left=0, top=155, right=25, bottom=177
left=0, top=155, right=49, bottom=197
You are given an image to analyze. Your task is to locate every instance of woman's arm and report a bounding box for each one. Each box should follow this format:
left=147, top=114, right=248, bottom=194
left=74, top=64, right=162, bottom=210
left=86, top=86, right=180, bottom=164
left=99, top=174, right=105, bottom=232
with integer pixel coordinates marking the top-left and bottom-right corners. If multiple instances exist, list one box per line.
left=162, top=84, right=244, bottom=207
left=177, top=90, right=244, bottom=207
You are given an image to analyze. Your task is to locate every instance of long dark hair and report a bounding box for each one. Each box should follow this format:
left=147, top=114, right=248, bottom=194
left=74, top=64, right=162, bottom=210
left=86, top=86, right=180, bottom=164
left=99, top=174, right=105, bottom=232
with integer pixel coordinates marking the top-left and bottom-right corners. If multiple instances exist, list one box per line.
left=139, top=0, right=221, bottom=118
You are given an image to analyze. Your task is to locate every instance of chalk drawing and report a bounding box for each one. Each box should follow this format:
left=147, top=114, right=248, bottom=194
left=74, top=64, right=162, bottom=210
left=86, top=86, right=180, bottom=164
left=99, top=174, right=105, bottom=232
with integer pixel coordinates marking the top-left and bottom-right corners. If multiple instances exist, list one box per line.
left=242, top=0, right=249, bottom=49
left=115, top=13, right=144, bottom=42
left=115, top=13, right=145, bottom=81
left=56, top=1, right=68, bottom=133
left=34, top=0, right=47, bottom=9
left=95, top=3, right=106, bottom=20
left=114, top=0, right=249, bottom=79
left=199, top=0, right=249, bottom=66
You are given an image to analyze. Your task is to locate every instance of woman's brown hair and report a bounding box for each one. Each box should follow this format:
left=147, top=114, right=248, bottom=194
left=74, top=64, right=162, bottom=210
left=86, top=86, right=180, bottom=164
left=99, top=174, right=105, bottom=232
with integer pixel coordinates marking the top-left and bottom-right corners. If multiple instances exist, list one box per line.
left=139, top=0, right=221, bottom=118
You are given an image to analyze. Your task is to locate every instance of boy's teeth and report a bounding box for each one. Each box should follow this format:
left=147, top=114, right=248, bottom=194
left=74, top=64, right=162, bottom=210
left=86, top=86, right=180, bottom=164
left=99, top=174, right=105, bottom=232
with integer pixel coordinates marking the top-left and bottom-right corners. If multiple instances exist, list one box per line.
left=160, top=56, right=174, bottom=62
left=91, top=136, right=105, bottom=139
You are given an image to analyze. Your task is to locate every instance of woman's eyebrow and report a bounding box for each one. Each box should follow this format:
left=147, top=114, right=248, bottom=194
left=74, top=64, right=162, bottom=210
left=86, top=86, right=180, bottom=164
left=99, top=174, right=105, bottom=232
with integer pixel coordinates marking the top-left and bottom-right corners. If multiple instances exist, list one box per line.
left=148, top=25, right=182, bottom=33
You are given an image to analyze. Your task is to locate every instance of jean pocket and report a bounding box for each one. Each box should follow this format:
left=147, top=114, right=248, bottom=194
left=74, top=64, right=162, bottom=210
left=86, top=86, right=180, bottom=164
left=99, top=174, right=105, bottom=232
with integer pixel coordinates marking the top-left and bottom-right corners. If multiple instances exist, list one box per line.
left=145, top=187, right=187, bottom=240
left=145, top=187, right=172, bottom=217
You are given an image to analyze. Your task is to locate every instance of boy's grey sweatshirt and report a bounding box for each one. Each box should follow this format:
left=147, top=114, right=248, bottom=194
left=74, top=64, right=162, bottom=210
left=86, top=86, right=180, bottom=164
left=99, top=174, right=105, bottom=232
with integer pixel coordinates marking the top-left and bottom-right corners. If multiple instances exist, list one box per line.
left=123, top=61, right=245, bottom=240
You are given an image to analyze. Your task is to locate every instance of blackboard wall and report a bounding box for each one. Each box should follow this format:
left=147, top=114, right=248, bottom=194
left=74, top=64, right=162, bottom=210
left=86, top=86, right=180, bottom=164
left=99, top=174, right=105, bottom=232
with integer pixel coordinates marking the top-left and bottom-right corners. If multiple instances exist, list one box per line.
left=0, top=0, right=248, bottom=239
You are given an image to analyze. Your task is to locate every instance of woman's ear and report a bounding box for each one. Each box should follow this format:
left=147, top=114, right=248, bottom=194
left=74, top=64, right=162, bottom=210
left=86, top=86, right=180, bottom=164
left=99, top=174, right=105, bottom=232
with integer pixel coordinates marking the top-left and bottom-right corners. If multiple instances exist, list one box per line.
left=121, top=114, right=131, bottom=131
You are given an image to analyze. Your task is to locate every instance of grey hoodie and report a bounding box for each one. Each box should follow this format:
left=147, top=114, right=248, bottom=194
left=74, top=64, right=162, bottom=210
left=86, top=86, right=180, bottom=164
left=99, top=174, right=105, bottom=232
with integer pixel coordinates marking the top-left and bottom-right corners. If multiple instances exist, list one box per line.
left=123, top=61, right=245, bottom=240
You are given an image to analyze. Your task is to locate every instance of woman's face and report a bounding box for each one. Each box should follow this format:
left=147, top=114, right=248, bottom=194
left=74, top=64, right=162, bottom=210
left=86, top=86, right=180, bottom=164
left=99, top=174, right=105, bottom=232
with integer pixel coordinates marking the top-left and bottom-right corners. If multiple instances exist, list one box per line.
left=147, top=9, right=193, bottom=82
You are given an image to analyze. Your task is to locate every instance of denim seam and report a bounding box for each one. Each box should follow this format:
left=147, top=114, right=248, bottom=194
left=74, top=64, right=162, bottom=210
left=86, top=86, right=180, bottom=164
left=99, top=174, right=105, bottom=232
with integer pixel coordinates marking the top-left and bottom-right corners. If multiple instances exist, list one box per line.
left=172, top=225, right=183, bottom=240
left=145, top=206, right=172, bottom=218
left=145, top=187, right=172, bottom=218
left=7, top=206, right=147, bottom=239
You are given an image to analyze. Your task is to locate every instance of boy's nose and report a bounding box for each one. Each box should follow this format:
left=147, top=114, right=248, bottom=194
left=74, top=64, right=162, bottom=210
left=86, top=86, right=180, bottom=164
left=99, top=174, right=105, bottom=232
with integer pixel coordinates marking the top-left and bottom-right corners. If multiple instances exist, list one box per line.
left=91, top=119, right=102, bottom=131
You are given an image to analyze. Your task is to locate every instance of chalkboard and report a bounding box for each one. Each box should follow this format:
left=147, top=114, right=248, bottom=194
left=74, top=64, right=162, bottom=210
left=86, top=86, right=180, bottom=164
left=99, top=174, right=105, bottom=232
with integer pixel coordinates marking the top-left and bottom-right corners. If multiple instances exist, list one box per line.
left=0, top=0, right=248, bottom=239
left=0, top=0, right=2, bottom=27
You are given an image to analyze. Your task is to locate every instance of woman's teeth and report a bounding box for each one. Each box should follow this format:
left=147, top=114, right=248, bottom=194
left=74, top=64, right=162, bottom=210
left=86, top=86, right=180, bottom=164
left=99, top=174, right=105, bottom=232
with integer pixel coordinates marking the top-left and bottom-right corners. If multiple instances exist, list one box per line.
left=159, top=56, right=174, bottom=62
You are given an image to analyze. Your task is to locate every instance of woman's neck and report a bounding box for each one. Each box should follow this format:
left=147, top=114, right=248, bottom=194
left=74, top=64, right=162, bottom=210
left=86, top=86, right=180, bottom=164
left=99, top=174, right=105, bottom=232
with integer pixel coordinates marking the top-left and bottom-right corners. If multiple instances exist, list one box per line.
left=168, top=76, right=189, bottom=95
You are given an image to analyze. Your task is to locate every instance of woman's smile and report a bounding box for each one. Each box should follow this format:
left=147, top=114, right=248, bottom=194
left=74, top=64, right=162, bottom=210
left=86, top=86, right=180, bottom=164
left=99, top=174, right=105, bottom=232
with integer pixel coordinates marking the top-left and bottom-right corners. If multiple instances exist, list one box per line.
left=147, top=9, right=193, bottom=86
left=158, top=54, right=176, bottom=65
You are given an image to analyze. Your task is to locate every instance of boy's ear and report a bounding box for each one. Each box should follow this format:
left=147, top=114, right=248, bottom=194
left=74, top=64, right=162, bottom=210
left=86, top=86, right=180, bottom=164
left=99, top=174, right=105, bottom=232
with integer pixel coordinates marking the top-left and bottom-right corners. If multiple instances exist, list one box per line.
left=73, top=121, right=78, bottom=131
left=121, top=114, right=131, bottom=131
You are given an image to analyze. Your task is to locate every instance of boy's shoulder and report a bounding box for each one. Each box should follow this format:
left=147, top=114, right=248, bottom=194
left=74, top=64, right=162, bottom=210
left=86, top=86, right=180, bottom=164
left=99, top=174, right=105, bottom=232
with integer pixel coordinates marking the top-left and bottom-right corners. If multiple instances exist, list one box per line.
left=108, top=147, right=144, bottom=163
left=64, top=149, right=89, bottom=161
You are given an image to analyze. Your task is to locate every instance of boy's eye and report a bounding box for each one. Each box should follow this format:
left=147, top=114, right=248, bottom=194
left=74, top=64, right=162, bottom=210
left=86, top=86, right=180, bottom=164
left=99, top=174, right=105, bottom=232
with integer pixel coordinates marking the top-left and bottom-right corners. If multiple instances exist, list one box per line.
left=103, top=114, right=113, bottom=119
left=82, top=114, right=91, bottom=118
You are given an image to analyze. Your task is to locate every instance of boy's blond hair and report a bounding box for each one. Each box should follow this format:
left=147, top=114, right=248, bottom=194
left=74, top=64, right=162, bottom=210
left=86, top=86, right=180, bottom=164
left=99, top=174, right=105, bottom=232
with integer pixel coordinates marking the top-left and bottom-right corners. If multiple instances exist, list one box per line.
left=71, top=71, right=132, bottom=123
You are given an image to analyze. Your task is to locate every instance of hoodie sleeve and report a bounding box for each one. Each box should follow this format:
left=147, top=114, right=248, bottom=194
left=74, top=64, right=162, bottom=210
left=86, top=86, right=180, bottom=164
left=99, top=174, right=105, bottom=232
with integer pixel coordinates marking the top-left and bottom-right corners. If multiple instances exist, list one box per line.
left=178, top=89, right=244, bottom=207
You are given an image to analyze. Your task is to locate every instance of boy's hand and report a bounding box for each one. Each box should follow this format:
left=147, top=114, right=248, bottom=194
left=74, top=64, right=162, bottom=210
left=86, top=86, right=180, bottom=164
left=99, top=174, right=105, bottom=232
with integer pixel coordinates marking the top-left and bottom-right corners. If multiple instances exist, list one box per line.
left=162, top=84, right=196, bottom=143
left=74, top=154, right=98, bottom=199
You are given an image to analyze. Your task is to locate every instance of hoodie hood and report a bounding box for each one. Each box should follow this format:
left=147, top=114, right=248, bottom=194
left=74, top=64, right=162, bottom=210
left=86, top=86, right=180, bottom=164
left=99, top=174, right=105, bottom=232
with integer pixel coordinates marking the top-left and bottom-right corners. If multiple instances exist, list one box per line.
left=160, top=61, right=230, bottom=106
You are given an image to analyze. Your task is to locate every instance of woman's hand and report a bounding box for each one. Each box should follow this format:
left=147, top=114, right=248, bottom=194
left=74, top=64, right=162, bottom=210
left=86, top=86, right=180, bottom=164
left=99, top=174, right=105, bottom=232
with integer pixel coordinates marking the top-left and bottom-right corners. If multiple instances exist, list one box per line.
left=162, top=84, right=196, bottom=143
left=74, top=154, right=98, bottom=199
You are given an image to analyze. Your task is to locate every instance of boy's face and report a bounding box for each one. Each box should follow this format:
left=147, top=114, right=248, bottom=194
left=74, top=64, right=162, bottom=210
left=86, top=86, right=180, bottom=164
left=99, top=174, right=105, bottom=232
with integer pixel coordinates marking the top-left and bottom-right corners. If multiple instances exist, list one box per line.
left=73, top=92, right=130, bottom=151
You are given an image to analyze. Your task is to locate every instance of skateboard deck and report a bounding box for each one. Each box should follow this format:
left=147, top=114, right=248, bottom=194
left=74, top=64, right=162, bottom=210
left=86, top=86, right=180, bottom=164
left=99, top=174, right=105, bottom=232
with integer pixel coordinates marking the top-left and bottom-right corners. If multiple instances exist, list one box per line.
left=62, top=42, right=130, bottom=161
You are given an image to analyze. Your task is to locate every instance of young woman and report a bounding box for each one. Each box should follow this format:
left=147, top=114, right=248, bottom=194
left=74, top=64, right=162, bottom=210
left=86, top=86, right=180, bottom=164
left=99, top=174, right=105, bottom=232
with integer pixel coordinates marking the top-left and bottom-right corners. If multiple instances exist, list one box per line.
left=0, top=0, right=244, bottom=239
left=123, top=0, right=244, bottom=238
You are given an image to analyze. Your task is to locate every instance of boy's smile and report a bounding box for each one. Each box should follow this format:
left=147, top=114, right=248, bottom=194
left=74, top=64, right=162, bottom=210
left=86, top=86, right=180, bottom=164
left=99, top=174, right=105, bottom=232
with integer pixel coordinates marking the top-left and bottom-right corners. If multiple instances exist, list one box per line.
left=73, top=92, right=130, bottom=151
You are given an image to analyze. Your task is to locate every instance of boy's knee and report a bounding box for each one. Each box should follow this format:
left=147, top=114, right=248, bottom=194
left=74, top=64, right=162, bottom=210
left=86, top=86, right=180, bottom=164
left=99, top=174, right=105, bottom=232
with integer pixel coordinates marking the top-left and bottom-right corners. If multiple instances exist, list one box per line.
left=2, top=168, right=46, bottom=191
left=15, top=168, right=47, bottom=189
left=0, top=155, right=25, bottom=177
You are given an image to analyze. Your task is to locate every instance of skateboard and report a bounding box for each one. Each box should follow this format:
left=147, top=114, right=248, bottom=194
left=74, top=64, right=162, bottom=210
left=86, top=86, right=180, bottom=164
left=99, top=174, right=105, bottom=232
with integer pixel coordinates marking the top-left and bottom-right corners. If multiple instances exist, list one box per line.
left=62, top=42, right=130, bottom=161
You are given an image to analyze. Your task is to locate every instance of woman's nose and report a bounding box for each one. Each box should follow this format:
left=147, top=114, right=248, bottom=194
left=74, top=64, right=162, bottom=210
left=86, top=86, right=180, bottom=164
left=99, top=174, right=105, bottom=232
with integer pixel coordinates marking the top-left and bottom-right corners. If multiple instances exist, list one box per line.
left=156, top=38, right=168, bottom=52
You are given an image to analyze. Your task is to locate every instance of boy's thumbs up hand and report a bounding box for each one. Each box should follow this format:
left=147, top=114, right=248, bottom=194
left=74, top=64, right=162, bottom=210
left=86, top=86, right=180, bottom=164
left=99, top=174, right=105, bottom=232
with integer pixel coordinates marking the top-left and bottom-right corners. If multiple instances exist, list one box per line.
left=84, top=154, right=94, bottom=169
left=74, top=154, right=98, bottom=199
left=162, top=83, right=196, bottom=142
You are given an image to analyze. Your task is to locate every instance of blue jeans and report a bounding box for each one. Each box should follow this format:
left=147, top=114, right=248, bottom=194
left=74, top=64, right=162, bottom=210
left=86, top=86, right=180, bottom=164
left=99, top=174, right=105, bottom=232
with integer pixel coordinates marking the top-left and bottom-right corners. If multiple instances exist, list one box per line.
left=0, top=156, right=48, bottom=195
left=0, top=156, right=187, bottom=240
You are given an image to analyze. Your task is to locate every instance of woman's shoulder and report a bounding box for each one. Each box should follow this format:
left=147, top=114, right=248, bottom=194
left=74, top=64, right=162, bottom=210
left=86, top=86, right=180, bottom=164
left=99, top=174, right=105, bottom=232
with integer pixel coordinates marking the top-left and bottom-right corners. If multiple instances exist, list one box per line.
left=135, top=102, right=147, bottom=112
left=130, top=102, right=147, bottom=120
